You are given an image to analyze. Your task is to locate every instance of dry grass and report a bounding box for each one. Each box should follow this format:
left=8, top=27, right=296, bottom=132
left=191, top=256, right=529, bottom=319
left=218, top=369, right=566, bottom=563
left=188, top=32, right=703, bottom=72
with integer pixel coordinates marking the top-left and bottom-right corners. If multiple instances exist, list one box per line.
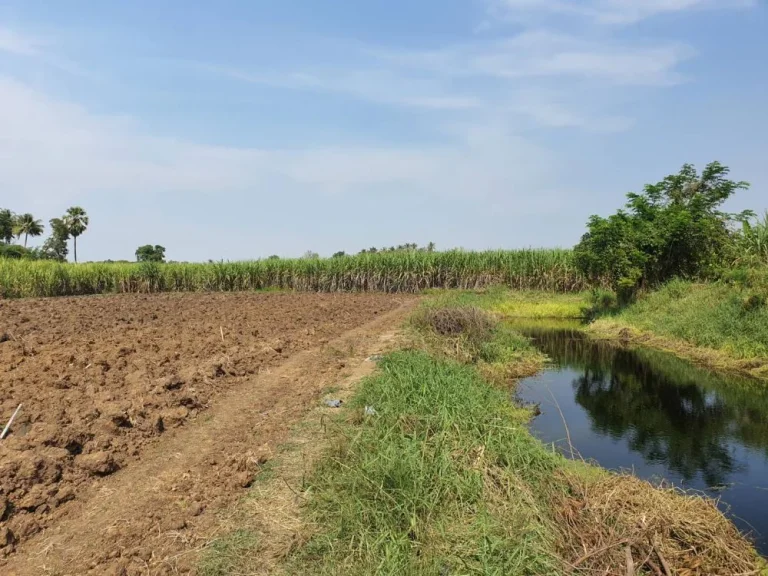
left=412, top=305, right=497, bottom=338
left=557, top=471, right=763, bottom=576
left=409, top=305, right=545, bottom=381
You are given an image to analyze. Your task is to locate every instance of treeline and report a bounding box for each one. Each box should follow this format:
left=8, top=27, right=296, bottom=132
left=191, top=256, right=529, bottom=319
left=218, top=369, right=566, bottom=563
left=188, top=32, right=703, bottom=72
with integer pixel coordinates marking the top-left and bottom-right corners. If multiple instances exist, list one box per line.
left=0, top=207, right=89, bottom=262
left=2, top=161, right=766, bottom=300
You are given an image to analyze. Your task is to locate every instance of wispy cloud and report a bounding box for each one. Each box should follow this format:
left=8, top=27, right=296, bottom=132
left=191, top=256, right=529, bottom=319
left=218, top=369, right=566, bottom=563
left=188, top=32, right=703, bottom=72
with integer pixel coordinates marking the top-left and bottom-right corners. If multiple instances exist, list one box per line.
left=491, top=0, right=755, bottom=25
left=209, top=66, right=482, bottom=110
left=376, top=30, right=694, bottom=86
left=0, top=26, right=43, bottom=56
left=0, top=76, right=557, bottom=206
left=206, top=28, right=691, bottom=138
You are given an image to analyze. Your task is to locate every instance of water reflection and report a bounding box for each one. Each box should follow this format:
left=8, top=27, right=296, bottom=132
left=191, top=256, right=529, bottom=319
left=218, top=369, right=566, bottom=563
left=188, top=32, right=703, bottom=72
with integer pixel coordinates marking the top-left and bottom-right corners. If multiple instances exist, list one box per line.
left=516, top=323, right=768, bottom=552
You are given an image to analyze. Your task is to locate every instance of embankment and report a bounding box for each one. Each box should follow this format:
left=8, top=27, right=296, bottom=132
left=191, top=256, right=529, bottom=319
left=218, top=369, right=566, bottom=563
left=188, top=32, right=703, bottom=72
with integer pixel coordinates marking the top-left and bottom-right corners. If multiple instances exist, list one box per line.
left=200, top=293, right=763, bottom=575
left=588, top=279, right=768, bottom=380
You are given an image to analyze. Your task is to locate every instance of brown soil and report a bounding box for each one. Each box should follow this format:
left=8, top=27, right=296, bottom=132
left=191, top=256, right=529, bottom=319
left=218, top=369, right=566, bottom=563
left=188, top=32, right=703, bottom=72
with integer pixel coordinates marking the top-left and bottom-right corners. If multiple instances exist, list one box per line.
left=0, top=292, right=416, bottom=574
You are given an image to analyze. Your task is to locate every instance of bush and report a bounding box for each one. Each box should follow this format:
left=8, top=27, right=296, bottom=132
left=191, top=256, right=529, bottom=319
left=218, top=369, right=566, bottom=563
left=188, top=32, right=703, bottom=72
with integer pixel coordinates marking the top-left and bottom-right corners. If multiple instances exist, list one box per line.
left=574, top=162, right=751, bottom=300
left=0, top=244, right=33, bottom=260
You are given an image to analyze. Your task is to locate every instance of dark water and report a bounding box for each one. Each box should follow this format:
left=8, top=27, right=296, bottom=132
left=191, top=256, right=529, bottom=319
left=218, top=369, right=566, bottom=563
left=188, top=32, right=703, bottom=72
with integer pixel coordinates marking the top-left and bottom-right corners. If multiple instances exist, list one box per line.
left=515, top=322, right=768, bottom=554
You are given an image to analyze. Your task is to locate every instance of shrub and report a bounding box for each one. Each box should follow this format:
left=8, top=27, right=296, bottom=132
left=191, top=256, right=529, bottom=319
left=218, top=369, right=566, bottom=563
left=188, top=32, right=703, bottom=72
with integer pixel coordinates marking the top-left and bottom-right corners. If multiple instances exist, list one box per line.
left=574, top=162, right=751, bottom=300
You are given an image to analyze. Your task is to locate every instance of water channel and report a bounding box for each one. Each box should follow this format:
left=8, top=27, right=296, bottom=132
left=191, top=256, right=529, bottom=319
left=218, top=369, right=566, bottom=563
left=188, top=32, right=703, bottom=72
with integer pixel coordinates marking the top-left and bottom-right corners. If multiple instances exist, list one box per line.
left=515, top=321, right=768, bottom=554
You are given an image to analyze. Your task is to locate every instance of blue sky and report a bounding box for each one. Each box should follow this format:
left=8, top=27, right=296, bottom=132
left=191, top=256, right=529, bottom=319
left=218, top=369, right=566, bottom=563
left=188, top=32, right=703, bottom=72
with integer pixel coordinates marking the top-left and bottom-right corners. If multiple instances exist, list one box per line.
left=1, top=0, right=766, bottom=261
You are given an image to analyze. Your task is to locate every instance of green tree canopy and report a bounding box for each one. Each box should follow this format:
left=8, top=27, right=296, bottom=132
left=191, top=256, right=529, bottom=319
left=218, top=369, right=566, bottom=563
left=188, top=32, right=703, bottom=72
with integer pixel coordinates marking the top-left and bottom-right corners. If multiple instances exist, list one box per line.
left=14, top=213, right=45, bottom=247
left=63, top=206, right=89, bottom=262
left=0, top=209, right=14, bottom=244
left=38, top=218, right=70, bottom=261
left=574, top=162, right=750, bottom=301
left=135, top=244, right=166, bottom=262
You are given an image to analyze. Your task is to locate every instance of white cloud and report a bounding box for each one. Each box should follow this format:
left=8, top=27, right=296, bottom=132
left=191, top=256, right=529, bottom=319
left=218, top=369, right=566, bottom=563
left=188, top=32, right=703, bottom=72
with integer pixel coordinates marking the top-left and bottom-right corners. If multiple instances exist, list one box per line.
left=209, top=28, right=689, bottom=138
left=454, top=32, right=694, bottom=85
left=492, top=0, right=755, bottom=25
left=212, top=66, right=482, bottom=110
left=0, top=27, right=42, bottom=56
left=0, top=77, right=557, bottom=209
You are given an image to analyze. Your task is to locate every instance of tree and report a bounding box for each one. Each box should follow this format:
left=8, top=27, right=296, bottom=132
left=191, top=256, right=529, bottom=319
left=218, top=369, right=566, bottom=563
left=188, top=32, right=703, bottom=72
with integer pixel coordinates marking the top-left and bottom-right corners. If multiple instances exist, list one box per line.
left=63, top=207, right=89, bottom=263
left=13, top=213, right=44, bottom=247
left=427, top=242, right=436, bottom=253
left=574, top=162, right=750, bottom=301
left=302, top=250, right=320, bottom=260
left=332, top=251, right=346, bottom=258
left=37, top=218, right=70, bottom=261
left=0, top=209, right=14, bottom=244
left=135, top=244, right=166, bottom=263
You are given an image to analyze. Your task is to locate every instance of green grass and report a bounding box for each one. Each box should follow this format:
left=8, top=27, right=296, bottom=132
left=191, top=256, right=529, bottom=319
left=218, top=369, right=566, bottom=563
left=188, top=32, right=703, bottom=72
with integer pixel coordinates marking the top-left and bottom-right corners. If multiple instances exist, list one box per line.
left=198, top=530, right=259, bottom=576
left=0, top=249, right=587, bottom=298
left=421, top=286, right=591, bottom=319
left=285, top=350, right=568, bottom=575
left=492, top=291, right=590, bottom=319
left=197, top=291, right=763, bottom=575
left=592, top=278, right=768, bottom=360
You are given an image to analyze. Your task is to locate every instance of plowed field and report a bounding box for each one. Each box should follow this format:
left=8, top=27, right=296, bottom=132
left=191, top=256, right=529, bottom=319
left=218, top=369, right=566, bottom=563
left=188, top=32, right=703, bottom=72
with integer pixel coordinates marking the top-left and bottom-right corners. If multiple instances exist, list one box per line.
left=0, top=292, right=415, bottom=574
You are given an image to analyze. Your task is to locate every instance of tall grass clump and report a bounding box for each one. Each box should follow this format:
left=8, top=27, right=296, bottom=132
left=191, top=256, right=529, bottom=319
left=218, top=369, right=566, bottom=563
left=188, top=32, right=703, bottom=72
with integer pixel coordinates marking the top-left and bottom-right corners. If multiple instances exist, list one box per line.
left=0, top=249, right=587, bottom=298
left=738, top=210, right=768, bottom=266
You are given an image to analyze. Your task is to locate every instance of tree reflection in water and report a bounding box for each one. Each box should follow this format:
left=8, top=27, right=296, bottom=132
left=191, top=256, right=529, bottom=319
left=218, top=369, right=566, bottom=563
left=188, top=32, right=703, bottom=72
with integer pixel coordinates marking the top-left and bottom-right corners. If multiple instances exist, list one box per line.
left=519, top=325, right=768, bottom=488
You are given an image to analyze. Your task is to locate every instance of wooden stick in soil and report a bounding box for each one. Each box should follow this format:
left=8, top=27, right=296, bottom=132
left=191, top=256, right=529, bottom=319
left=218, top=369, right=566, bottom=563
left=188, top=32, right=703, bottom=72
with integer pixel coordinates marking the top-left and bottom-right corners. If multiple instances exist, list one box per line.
left=1, top=404, right=22, bottom=440
left=625, top=546, right=634, bottom=576
left=653, top=543, right=672, bottom=576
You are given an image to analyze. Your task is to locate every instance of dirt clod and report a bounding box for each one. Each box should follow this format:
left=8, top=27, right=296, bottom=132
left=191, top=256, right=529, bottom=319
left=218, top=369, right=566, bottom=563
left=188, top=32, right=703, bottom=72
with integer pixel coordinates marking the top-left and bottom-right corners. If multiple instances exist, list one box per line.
left=77, top=452, right=120, bottom=477
left=162, top=375, right=184, bottom=390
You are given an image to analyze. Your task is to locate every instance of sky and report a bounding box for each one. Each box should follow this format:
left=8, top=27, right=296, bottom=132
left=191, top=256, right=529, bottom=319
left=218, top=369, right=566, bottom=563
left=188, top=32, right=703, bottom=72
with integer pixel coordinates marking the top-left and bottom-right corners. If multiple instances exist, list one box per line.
left=1, top=0, right=766, bottom=261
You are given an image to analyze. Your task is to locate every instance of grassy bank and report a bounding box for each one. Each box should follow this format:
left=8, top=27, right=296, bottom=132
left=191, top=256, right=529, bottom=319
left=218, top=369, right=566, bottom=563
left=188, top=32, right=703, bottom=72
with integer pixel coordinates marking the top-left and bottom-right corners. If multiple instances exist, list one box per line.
left=589, top=278, right=768, bottom=379
left=0, top=249, right=587, bottom=298
left=422, top=287, right=590, bottom=319
left=199, top=295, right=761, bottom=575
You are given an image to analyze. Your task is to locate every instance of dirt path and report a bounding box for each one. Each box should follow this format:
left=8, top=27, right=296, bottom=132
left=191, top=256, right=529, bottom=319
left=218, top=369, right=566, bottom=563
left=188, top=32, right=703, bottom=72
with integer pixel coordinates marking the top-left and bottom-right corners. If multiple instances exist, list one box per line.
left=2, top=298, right=417, bottom=575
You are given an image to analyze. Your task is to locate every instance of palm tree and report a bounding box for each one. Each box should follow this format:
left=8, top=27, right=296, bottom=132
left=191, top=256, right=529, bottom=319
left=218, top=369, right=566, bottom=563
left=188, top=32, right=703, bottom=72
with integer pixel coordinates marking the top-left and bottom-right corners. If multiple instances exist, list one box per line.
left=14, top=213, right=45, bottom=247
left=63, top=207, right=89, bottom=263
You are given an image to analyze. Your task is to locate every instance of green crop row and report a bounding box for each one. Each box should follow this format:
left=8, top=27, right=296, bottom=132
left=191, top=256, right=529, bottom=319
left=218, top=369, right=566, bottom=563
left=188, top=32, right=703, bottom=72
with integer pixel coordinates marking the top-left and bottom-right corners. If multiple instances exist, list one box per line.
left=0, top=249, right=587, bottom=298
